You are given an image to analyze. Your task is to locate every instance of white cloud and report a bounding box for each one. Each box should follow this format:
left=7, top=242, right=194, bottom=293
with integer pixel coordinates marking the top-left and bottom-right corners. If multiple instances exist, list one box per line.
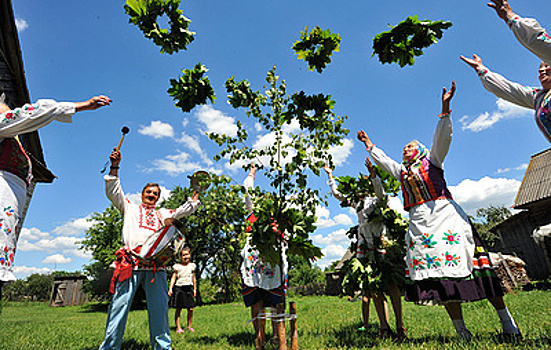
left=139, top=120, right=175, bottom=139
left=42, top=254, right=72, bottom=264
left=13, top=265, right=51, bottom=275
left=15, top=18, right=28, bottom=32
left=316, top=243, right=348, bottom=268
left=334, top=213, right=354, bottom=226
left=496, top=163, right=528, bottom=174
left=195, top=105, right=238, bottom=137
left=19, top=227, right=50, bottom=241
left=150, top=150, right=202, bottom=176
left=311, top=228, right=350, bottom=246
left=328, top=138, right=354, bottom=166
left=460, top=98, right=532, bottom=132
left=52, top=216, right=95, bottom=237
left=449, top=176, right=521, bottom=216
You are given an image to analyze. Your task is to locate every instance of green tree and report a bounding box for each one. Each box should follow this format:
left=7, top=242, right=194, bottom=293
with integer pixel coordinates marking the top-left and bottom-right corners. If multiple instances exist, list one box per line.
left=473, top=205, right=512, bottom=250
left=80, top=204, right=123, bottom=299
left=287, top=254, right=324, bottom=287
left=209, top=67, right=349, bottom=271
left=161, top=174, right=248, bottom=305
left=26, top=273, right=53, bottom=301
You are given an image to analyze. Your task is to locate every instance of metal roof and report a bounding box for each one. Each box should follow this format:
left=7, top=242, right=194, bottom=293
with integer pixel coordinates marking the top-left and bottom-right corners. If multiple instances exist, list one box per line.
left=514, top=148, right=551, bottom=209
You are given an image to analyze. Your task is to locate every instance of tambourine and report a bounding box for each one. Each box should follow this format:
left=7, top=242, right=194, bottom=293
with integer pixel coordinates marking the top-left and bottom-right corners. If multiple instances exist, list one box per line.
left=135, top=225, right=185, bottom=267
left=189, top=170, right=211, bottom=192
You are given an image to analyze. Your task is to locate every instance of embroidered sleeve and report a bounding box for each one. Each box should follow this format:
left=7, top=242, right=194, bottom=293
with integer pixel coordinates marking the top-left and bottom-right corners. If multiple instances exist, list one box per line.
left=429, top=114, right=452, bottom=168
left=104, top=175, right=127, bottom=214
left=369, top=146, right=402, bottom=180
left=0, top=99, right=76, bottom=139
left=509, top=16, right=551, bottom=66
left=327, top=178, right=347, bottom=202
left=479, top=69, right=538, bottom=110
left=171, top=198, right=201, bottom=220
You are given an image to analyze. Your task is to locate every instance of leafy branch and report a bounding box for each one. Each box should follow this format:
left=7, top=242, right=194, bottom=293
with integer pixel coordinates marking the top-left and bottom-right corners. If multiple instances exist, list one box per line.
left=168, top=63, right=216, bottom=113
left=293, top=26, right=341, bottom=73
left=372, top=15, right=452, bottom=67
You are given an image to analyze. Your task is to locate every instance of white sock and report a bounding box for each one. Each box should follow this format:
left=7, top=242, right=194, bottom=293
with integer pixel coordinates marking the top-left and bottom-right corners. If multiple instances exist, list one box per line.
left=496, top=308, right=520, bottom=334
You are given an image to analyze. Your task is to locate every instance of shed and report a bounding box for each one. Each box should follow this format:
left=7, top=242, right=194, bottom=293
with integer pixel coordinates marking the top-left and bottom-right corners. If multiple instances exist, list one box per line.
left=0, top=1, right=56, bottom=233
left=49, top=275, right=89, bottom=307
left=491, top=148, right=551, bottom=279
left=324, top=249, right=353, bottom=296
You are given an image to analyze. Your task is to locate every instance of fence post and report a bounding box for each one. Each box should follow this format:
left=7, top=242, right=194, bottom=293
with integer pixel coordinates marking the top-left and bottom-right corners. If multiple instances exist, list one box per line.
left=289, top=301, right=298, bottom=350
left=276, top=303, right=287, bottom=350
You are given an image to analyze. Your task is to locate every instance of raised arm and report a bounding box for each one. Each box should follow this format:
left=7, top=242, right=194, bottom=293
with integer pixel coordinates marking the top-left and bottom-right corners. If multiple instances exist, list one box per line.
left=104, top=149, right=127, bottom=213
left=171, top=191, right=201, bottom=220
left=460, top=54, right=536, bottom=109
left=323, top=164, right=347, bottom=202
left=365, top=156, right=385, bottom=201
left=487, top=0, right=551, bottom=65
left=429, top=82, right=455, bottom=168
left=0, top=96, right=111, bottom=139
left=357, top=129, right=402, bottom=179
left=243, top=164, right=256, bottom=212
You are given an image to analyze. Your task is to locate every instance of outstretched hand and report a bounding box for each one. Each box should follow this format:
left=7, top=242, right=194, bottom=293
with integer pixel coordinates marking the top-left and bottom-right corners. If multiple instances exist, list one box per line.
left=323, top=164, right=333, bottom=178
left=109, top=148, right=121, bottom=166
left=75, top=95, right=112, bottom=112
left=442, top=81, right=456, bottom=115
left=460, top=54, right=486, bottom=72
left=487, top=0, right=516, bottom=22
left=357, top=130, right=373, bottom=150
left=365, top=157, right=376, bottom=178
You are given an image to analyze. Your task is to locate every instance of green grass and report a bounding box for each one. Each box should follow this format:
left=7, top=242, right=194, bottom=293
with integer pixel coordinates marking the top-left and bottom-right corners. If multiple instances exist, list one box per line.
left=1, top=291, right=550, bottom=349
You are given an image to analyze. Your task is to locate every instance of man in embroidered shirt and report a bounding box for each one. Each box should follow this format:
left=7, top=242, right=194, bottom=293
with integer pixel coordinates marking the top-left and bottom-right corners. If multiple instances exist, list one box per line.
left=0, top=93, right=111, bottom=296
left=99, top=149, right=200, bottom=350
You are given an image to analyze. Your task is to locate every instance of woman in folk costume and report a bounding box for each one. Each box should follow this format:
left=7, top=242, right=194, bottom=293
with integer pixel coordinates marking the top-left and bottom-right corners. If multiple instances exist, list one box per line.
left=0, top=93, right=111, bottom=293
left=357, top=82, right=521, bottom=341
left=461, top=0, right=551, bottom=143
left=324, top=159, right=406, bottom=340
left=240, top=164, right=288, bottom=350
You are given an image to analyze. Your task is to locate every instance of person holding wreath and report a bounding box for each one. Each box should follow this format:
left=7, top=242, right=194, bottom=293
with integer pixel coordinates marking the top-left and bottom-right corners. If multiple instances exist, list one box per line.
left=323, top=158, right=406, bottom=340
left=461, top=0, right=551, bottom=143
left=357, top=81, right=521, bottom=341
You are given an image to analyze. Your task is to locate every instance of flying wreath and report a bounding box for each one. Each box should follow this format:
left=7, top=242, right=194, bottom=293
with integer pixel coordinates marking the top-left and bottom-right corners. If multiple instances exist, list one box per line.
left=168, top=63, right=216, bottom=113
left=292, top=26, right=341, bottom=73
left=372, top=16, right=452, bottom=67
left=124, top=0, right=195, bottom=55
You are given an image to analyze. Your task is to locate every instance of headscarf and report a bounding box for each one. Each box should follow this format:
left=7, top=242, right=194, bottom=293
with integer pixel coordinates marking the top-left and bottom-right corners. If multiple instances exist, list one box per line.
left=402, top=140, right=429, bottom=168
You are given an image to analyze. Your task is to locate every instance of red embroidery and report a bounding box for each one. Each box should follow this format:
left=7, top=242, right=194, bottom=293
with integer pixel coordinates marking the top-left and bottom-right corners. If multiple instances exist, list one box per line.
left=138, top=205, right=162, bottom=231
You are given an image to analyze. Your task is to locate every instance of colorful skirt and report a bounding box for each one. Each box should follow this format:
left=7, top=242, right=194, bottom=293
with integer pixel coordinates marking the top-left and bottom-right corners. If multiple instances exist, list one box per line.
left=404, top=223, right=504, bottom=304
left=169, top=285, right=195, bottom=309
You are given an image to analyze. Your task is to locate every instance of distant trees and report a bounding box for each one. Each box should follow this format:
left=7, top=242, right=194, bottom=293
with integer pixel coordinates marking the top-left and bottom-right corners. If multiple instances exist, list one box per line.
left=472, top=205, right=512, bottom=250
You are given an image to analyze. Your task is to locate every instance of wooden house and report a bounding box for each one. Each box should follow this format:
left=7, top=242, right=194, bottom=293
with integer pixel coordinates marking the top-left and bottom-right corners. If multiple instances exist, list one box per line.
left=491, top=148, right=551, bottom=280
left=49, top=275, right=89, bottom=307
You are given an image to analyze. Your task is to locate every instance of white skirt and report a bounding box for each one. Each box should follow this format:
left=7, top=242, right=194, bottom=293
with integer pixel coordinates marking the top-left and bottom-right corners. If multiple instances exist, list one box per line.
left=405, top=199, right=475, bottom=281
left=0, top=171, right=26, bottom=282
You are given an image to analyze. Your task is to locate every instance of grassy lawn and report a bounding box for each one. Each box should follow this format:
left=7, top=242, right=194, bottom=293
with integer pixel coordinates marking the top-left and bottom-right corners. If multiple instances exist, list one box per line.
left=1, top=291, right=550, bottom=349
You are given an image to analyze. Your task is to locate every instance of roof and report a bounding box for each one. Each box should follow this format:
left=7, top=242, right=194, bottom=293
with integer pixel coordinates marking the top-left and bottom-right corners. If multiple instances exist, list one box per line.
left=0, top=0, right=55, bottom=183
left=514, top=148, right=551, bottom=210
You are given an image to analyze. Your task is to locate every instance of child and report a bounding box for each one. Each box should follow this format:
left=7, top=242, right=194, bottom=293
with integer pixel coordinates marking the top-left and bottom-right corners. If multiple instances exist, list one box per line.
left=169, top=247, right=197, bottom=333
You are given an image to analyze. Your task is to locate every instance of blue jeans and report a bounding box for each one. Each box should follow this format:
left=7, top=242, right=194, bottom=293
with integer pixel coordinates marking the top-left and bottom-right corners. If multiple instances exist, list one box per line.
left=99, top=270, right=171, bottom=350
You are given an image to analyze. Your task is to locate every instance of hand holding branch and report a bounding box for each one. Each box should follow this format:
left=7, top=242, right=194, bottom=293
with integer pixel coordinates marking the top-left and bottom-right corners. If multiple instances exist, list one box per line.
left=323, top=163, right=333, bottom=179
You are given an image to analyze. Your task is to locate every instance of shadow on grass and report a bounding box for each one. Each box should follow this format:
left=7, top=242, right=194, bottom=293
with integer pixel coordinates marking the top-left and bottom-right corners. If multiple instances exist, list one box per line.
left=185, top=331, right=256, bottom=347
left=327, top=322, right=382, bottom=348
left=82, top=339, right=149, bottom=350
left=79, top=302, right=110, bottom=313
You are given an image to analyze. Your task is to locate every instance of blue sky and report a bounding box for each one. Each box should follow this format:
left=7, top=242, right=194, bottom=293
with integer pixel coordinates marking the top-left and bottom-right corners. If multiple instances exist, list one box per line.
left=10, top=0, right=549, bottom=278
